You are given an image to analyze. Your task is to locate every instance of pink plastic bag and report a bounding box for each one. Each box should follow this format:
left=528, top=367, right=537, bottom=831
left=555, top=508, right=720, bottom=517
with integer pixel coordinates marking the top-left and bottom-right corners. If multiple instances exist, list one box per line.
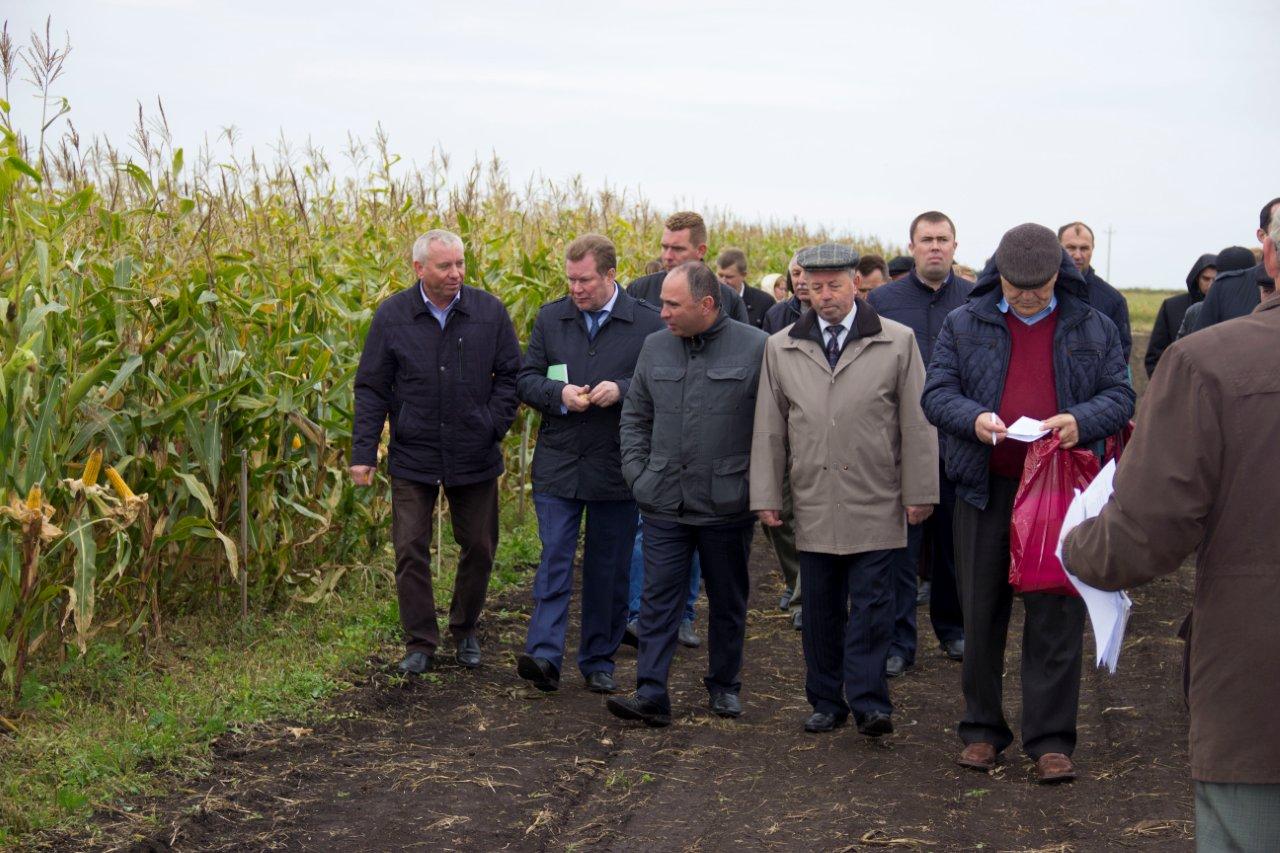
left=1009, top=437, right=1099, bottom=596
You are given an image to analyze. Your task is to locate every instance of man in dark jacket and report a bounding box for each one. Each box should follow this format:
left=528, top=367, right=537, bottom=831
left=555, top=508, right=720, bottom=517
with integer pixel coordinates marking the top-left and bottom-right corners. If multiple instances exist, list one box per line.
left=607, top=262, right=768, bottom=727
left=1145, top=253, right=1215, bottom=377
left=514, top=234, right=663, bottom=695
left=1178, top=246, right=1258, bottom=339
left=1059, top=222, right=1133, bottom=363
left=717, top=247, right=776, bottom=328
left=923, top=224, right=1135, bottom=784
left=626, top=211, right=750, bottom=324
left=351, top=229, right=521, bottom=676
left=867, top=211, right=971, bottom=677
left=762, top=252, right=809, bottom=336
left=1193, top=197, right=1280, bottom=332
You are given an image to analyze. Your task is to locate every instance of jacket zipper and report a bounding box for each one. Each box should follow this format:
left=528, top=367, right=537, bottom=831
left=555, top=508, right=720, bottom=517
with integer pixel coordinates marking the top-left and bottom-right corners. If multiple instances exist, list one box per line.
left=456, top=337, right=464, bottom=380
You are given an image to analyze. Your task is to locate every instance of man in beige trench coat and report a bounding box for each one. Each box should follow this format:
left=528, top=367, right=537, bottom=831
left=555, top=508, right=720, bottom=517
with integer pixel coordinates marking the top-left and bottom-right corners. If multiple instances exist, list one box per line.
left=751, top=242, right=939, bottom=737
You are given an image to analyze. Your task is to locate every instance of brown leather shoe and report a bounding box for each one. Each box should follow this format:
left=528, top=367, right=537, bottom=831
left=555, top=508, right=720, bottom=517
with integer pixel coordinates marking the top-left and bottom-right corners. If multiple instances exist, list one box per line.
left=957, top=742, right=997, bottom=772
left=1035, top=752, right=1076, bottom=784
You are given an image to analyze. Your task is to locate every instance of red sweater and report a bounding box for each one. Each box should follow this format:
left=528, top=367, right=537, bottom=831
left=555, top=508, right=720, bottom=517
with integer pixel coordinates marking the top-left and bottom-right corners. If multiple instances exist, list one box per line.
left=990, top=310, right=1059, bottom=479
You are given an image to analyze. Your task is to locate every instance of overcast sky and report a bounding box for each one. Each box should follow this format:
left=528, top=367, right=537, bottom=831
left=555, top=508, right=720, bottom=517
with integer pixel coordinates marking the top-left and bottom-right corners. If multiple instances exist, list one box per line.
left=8, top=0, right=1279, bottom=288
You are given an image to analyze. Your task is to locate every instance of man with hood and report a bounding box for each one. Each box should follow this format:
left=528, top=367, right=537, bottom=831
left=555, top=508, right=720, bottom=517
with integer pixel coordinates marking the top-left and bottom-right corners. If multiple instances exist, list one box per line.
left=922, top=224, right=1135, bottom=784
left=1144, top=253, right=1216, bottom=377
left=1177, top=246, right=1257, bottom=341
left=1193, top=197, right=1280, bottom=332
left=1058, top=222, right=1133, bottom=364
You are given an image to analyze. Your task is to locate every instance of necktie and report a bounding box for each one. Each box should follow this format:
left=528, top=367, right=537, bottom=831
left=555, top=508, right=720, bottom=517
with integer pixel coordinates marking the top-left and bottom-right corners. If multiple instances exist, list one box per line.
left=825, top=325, right=843, bottom=368
left=587, top=311, right=605, bottom=340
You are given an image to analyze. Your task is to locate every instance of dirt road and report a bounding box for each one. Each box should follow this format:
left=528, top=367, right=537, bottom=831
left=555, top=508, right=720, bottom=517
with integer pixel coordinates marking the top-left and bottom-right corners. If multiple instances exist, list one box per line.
left=93, top=522, right=1194, bottom=852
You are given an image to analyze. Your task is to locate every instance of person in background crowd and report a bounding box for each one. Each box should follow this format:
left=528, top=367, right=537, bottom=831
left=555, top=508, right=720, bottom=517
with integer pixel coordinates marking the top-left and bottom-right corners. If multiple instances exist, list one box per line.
left=888, top=255, right=915, bottom=281
left=1058, top=222, right=1133, bottom=363
left=1145, top=253, right=1215, bottom=377
left=623, top=212, right=750, bottom=651
left=1193, top=197, right=1280, bottom=332
left=1178, top=247, right=1257, bottom=340
left=760, top=250, right=810, bottom=630
left=923, top=223, right=1134, bottom=784
left=868, top=211, right=971, bottom=677
left=351, top=229, right=522, bottom=676
left=514, top=235, right=663, bottom=694
left=608, top=262, right=768, bottom=727
left=953, top=264, right=977, bottom=279
left=644, top=258, right=663, bottom=275
left=856, top=253, right=890, bottom=297
left=717, top=246, right=776, bottom=327
left=763, top=272, right=786, bottom=302
left=1064, top=214, right=1280, bottom=852
left=752, top=243, right=937, bottom=738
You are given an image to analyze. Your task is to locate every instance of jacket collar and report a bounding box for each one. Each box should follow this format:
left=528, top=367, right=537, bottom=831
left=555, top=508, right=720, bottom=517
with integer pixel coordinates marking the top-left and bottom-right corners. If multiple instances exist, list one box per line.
left=1254, top=296, right=1280, bottom=315
left=556, top=285, right=638, bottom=324
left=784, top=299, right=886, bottom=376
left=409, top=282, right=473, bottom=318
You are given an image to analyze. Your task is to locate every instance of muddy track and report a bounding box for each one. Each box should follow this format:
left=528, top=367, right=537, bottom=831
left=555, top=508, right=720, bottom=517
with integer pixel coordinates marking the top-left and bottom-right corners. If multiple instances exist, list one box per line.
left=55, top=515, right=1195, bottom=853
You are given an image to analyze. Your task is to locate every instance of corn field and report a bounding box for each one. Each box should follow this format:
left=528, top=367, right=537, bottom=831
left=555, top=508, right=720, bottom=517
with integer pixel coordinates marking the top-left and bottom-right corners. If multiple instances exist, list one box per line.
left=0, top=24, right=893, bottom=706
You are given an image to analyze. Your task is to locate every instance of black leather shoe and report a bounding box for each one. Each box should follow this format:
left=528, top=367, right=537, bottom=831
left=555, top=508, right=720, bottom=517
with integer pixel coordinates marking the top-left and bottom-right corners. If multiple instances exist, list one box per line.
left=791, top=608, right=803, bottom=631
left=606, top=693, right=671, bottom=728
left=916, top=580, right=931, bottom=607
left=516, top=654, right=559, bottom=692
left=857, top=712, right=894, bottom=737
left=779, top=588, right=794, bottom=611
left=396, top=651, right=434, bottom=676
left=804, top=711, right=848, bottom=733
left=942, top=638, right=964, bottom=661
left=678, top=619, right=701, bottom=648
left=885, top=655, right=909, bottom=678
left=620, top=620, right=639, bottom=648
left=584, top=671, right=617, bottom=694
left=455, top=636, right=482, bottom=669
left=709, top=692, right=742, bottom=718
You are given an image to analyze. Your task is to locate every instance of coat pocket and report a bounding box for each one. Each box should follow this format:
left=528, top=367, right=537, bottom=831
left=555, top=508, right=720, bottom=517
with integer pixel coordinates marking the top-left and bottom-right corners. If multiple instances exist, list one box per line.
left=395, top=402, right=428, bottom=444
left=705, top=366, right=752, bottom=412
left=650, top=366, right=686, bottom=412
left=632, top=455, right=679, bottom=514
left=710, top=453, right=750, bottom=515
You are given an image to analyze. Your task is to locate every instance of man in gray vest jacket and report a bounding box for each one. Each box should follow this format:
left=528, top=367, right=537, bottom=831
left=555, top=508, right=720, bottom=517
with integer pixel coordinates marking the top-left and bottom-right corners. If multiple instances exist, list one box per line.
left=606, top=262, right=768, bottom=727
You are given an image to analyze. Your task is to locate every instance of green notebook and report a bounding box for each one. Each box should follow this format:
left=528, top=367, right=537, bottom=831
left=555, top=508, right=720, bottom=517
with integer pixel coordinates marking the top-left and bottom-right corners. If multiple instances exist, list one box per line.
left=546, top=363, right=568, bottom=383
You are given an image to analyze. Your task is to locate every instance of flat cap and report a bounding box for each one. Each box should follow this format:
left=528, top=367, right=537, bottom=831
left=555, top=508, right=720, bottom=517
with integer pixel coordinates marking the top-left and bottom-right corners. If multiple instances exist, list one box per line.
left=994, top=223, right=1061, bottom=289
left=887, top=255, right=915, bottom=276
left=796, top=242, right=860, bottom=271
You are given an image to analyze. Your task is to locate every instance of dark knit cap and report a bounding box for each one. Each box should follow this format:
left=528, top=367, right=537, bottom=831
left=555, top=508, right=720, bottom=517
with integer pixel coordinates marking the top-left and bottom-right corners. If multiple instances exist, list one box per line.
left=1215, top=245, right=1256, bottom=273
left=994, top=223, right=1062, bottom=289
left=887, top=255, right=915, bottom=276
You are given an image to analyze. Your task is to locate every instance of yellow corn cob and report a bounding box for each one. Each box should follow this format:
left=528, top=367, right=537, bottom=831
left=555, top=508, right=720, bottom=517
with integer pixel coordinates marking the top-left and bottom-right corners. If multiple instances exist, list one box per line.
left=25, top=484, right=41, bottom=510
left=105, top=466, right=136, bottom=501
left=291, top=434, right=303, bottom=450
left=82, top=449, right=103, bottom=487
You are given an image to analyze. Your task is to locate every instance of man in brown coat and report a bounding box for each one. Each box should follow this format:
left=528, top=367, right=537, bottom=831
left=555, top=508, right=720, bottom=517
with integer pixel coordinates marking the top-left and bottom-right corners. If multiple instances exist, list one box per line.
left=751, top=243, right=939, bottom=737
left=1064, top=219, right=1280, bottom=850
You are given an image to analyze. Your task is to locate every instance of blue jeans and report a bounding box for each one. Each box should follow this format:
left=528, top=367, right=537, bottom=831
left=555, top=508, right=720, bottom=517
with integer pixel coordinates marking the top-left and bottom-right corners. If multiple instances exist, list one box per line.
left=524, top=494, right=637, bottom=677
left=635, top=517, right=753, bottom=712
left=628, top=517, right=700, bottom=623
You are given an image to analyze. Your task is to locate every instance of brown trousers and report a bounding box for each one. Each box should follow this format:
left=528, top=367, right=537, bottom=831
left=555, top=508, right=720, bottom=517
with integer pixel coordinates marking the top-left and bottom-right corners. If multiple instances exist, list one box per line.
left=391, top=476, right=499, bottom=655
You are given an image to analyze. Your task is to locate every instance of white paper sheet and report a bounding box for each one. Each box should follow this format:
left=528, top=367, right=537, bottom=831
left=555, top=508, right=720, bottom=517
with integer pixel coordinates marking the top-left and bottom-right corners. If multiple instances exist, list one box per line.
left=1004, top=415, right=1052, bottom=442
left=1055, top=459, right=1131, bottom=673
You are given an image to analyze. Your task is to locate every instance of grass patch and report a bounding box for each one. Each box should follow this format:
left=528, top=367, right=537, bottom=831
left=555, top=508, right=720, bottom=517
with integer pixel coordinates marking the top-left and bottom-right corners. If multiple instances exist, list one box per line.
left=1121, top=289, right=1179, bottom=334
left=0, top=502, right=538, bottom=847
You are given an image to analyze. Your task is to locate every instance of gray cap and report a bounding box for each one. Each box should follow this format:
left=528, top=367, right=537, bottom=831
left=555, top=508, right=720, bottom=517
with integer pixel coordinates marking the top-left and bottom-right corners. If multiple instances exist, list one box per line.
left=993, top=223, right=1061, bottom=289
left=796, top=242, right=860, bottom=271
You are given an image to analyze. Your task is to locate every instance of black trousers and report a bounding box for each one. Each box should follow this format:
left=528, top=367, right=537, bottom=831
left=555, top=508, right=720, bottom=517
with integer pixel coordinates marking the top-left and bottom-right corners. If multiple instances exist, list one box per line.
left=890, top=470, right=964, bottom=662
left=799, top=548, right=897, bottom=721
left=635, top=517, right=753, bottom=713
left=391, top=477, right=499, bottom=655
left=953, top=475, right=1086, bottom=759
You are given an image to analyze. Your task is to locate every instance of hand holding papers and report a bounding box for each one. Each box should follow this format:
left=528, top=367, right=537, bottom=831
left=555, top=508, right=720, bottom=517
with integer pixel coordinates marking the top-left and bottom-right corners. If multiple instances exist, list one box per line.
left=1055, top=460, right=1132, bottom=673
left=1005, top=416, right=1052, bottom=443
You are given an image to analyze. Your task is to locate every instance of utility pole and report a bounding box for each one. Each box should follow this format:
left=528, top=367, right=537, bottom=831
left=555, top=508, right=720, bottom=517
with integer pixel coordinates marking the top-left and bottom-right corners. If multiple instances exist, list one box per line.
left=1105, top=225, right=1115, bottom=281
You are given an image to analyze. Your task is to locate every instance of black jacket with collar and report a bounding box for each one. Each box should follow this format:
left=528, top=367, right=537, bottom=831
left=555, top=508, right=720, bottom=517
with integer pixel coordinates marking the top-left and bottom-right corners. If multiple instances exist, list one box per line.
left=738, top=284, right=777, bottom=328
left=351, top=283, right=522, bottom=486
left=761, top=295, right=804, bottom=334
left=516, top=288, right=663, bottom=501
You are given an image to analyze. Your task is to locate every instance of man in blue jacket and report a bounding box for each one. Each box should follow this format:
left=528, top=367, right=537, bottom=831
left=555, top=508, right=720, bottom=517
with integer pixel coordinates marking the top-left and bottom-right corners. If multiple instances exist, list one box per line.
left=351, top=230, right=521, bottom=676
left=514, top=235, right=663, bottom=694
left=867, top=211, right=971, bottom=677
left=1058, top=222, right=1132, bottom=364
left=1193, top=197, right=1279, bottom=332
left=923, top=223, right=1134, bottom=784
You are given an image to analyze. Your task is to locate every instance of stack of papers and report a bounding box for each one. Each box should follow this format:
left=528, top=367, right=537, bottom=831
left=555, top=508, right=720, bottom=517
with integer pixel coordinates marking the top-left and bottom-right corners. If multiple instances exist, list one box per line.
left=1055, top=459, right=1132, bottom=673
left=1004, top=416, right=1051, bottom=442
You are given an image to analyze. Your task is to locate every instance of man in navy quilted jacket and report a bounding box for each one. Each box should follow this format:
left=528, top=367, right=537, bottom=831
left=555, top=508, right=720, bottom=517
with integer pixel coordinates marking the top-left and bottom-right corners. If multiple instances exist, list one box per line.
left=922, top=223, right=1134, bottom=785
